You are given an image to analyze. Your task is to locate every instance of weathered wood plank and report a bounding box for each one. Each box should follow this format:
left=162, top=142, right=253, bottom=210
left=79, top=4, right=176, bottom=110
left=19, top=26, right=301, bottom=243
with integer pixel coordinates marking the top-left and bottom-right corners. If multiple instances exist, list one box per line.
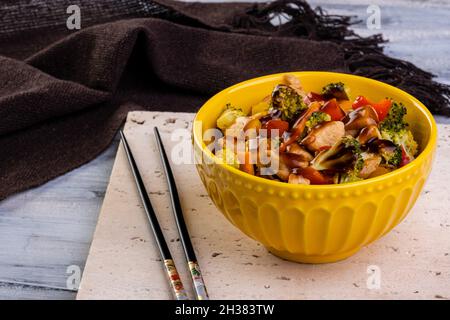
left=0, top=138, right=119, bottom=290
left=326, top=2, right=450, bottom=80
left=0, top=281, right=75, bottom=300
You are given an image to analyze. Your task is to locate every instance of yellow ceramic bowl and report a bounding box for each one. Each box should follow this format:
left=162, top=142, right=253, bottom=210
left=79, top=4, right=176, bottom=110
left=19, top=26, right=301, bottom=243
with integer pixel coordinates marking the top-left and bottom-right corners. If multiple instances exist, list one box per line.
left=193, top=72, right=437, bottom=263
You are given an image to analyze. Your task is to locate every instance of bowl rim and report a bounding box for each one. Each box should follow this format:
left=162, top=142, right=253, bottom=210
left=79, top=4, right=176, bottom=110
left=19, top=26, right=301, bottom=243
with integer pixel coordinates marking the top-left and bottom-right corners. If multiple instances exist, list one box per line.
left=193, top=71, right=437, bottom=190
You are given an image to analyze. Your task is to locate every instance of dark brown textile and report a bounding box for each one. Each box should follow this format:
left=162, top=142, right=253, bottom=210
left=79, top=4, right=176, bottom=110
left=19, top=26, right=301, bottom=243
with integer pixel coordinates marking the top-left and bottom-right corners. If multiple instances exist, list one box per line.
left=0, top=0, right=448, bottom=200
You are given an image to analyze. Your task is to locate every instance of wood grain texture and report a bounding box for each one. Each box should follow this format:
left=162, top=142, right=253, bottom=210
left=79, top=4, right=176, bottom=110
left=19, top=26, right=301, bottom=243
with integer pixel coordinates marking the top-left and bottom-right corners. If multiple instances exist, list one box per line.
left=1, top=0, right=449, bottom=299
left=0, top=139, right=118, bottom=297
left=0, top=282, right=75, bottom=300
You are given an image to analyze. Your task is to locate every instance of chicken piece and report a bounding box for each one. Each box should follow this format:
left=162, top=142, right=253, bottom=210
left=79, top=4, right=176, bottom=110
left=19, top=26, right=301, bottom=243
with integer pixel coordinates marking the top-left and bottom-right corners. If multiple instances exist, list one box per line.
left=288, top=173, right=310, bottom=185
left=358, top=153, right=382, bottom=178
left=225, top=116, right=250, bottom=138
left=301, top=121, right=345, bottom=152
left=286, top=143, right=314, bottom=162
left=283, top=74, right=305, bottom=96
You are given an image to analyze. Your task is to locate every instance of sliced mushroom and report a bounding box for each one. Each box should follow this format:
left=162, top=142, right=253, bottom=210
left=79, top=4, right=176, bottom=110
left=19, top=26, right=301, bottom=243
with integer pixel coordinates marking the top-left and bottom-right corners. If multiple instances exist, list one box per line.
left=301, top=121, right=345, bottom=152
left=343, top=106, right=379, bottom=136
left=358, top=153, right=382, bottom=178
left=368, top=139, right=402, bottom=167
left=280, top=152, right=310, bottom=169
left=286, top=143, right=314, bottom=162
left=357, top=125, right=381, bottom=144
left=288, top=173, right=310, bottom=185
left=310, top=141, right=355, bottom=171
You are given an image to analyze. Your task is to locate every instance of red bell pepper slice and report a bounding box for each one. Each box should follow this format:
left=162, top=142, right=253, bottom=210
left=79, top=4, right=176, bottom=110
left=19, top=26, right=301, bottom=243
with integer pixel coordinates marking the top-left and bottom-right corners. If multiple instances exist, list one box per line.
left=299, top=167, right=333, bottom=185
left=264, top=119, right=289, bottom=138
left=320, top=98, right=346, bottom=121
left=352, top=96, right=372, bottom=109
left=372, top=98, right=392, bottom=121
left=352, top=96, right=392, bottom=121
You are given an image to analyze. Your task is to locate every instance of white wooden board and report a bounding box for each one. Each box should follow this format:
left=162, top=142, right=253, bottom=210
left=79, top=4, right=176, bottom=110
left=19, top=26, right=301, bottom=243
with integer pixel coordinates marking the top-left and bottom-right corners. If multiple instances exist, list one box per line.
left=77, top=111, right=450, bottom=300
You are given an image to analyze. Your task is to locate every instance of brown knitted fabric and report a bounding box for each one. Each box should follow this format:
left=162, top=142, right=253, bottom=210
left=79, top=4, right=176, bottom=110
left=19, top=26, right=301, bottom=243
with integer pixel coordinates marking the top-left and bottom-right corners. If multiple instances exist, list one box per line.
left=0, top=0, right=448, bottom=200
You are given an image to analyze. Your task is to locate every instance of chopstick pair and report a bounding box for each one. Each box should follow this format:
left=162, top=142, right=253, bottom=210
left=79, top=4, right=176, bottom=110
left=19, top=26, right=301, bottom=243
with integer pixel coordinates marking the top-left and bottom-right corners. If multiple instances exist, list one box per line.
left=119, top=128, right=209, bottom=300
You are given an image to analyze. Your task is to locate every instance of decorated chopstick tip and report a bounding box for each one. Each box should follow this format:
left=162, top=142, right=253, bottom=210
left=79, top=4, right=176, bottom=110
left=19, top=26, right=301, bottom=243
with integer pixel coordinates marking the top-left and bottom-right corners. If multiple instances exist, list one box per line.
left=188, top=261, right=209, bottom=300
left=164, top=259, right=189, bottom=300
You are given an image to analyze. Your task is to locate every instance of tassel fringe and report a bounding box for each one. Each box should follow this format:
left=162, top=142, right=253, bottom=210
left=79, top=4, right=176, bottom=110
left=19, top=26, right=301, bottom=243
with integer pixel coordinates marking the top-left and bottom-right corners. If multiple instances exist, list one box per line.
left=231, top=0, right=450, bottom=116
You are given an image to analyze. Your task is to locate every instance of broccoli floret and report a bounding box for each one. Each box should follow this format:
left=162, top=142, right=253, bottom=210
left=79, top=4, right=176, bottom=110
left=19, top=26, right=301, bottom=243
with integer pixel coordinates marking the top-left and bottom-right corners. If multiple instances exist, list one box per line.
left=338, top=171, right=364, bottom=184
left=379, top=102, right=418, bottom=159
left=342, top=135, right=362, bottom=152
left=381, top=144, right=402, bottom=167
left=379, top=102, right=407, bottom=132
left=216, top=104, right=246, bottom=131
left=342, top=136, right=364, bottom=171
left=270, top=84, right=307, bottom=121
left=334, top=137, right=365, bottom=184
left=381, top=130, right=418, bottom=160
left=321, top=82, right=349, bottom=100
left=305, top=111, right=331, bottom=130
left=369, top=139, right=402, bottom=167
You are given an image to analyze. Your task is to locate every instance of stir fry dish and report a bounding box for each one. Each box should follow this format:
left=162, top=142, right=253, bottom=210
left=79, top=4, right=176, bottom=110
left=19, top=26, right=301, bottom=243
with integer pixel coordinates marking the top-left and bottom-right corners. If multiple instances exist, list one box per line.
left=214, top=75, right=419, bottom=185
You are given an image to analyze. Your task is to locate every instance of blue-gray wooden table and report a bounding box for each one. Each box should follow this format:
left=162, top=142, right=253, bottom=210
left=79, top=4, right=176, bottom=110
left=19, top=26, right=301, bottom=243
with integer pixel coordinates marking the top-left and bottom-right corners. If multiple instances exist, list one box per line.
left=1, top=0, right=449, bottom=299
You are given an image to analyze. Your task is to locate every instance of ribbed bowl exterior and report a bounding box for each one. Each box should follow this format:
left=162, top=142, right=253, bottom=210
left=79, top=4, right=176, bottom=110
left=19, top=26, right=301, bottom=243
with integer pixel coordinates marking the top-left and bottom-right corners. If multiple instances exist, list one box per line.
left=194, top=147, right=434, bottom=263
left=193, top=72, right=437, bottom=263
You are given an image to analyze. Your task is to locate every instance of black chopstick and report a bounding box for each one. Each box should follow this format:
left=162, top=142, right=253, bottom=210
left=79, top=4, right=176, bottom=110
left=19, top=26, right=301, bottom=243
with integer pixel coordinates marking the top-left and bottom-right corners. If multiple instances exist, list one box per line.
left=154, top=127, right=209, bottom=300
left=119, top=130, right=188, bottom=300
